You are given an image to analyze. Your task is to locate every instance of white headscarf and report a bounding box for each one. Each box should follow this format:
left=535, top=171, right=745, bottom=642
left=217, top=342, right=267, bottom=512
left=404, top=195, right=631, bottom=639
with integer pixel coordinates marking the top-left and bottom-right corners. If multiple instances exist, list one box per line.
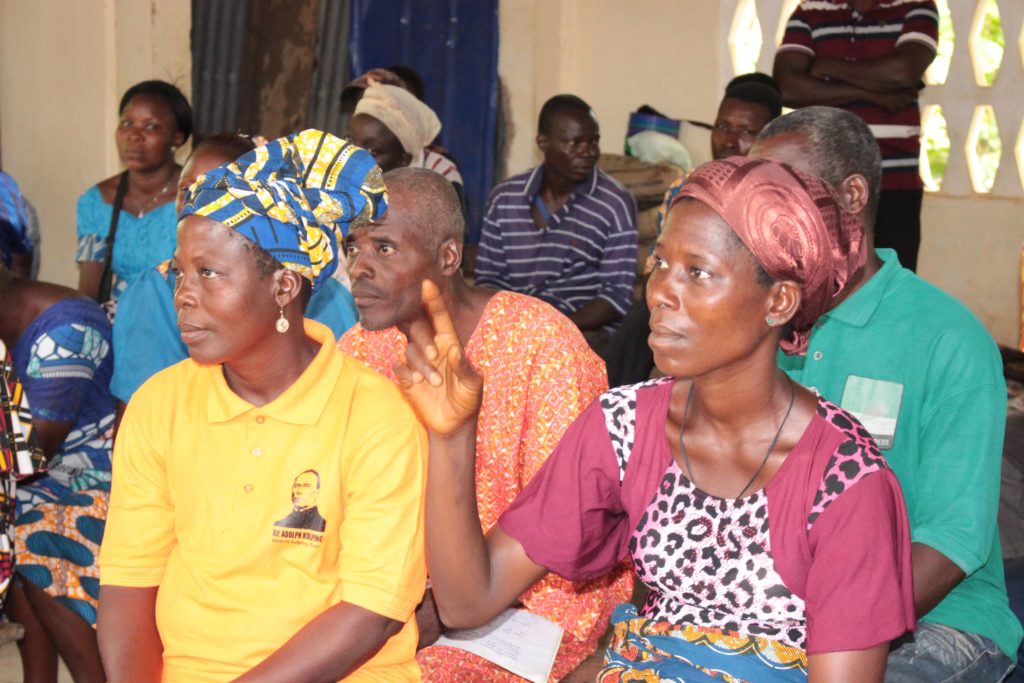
left=354, top=82, right=441, bottom=163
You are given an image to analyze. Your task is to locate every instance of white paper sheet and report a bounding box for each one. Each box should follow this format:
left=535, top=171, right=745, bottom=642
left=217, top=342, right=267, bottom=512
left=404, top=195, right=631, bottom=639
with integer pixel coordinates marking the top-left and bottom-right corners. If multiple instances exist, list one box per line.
left=434, top=608, right=564, bottom=683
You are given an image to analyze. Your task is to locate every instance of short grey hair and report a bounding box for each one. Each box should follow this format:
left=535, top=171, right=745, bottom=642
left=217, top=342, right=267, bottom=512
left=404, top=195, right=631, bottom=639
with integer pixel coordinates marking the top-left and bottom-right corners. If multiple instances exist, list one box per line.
left=381, top=167, right=464, bottom=249
left=756, top=106, right=882, bottom=226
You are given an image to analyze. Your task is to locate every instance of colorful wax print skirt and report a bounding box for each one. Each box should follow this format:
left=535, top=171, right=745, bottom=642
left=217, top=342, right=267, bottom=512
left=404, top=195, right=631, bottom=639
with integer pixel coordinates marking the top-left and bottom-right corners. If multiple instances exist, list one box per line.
left=15, top=487, right=108, bottom=626
left=598, top=603, right=808, bottom=683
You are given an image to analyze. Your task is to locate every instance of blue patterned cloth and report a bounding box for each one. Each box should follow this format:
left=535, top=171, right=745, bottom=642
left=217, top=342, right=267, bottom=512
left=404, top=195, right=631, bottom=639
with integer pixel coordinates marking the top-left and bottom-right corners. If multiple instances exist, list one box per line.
left=181, top=129, right=387, bottom=291
left=13, top=297, right=115, bottom=511
left=0, top=171, right=33, bottom=267
left=15, top=488, right=108, bottom=626
left=600, top=603, right=808, bottom=682
left=76, top=185, right=178, bottom=300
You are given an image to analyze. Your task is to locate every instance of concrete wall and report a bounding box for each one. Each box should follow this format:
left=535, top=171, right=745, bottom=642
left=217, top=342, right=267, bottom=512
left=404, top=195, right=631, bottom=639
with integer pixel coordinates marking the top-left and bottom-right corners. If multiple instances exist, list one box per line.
left=919, top=196, right=1024, bottom=346
left=0, top=0, right=190, bottom=287
left=498, top=0, right=730, bottom=178
left=912, top=1, right=1024, bottom=348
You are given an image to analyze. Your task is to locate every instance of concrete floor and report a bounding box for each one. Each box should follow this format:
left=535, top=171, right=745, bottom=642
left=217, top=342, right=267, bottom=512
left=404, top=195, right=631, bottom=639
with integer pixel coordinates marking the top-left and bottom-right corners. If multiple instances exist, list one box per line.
left=0, top=642, right=72, bottom=683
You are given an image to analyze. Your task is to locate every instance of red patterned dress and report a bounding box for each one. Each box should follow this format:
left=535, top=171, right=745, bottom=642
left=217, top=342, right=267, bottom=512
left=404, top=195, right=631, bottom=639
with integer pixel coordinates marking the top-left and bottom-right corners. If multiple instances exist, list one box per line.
left=340, top=290, right=634, bottom=681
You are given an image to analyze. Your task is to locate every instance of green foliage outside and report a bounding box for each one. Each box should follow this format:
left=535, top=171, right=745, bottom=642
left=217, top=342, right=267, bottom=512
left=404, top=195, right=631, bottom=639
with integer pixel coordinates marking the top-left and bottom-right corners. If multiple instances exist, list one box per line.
left=923, top=107, right=950, bottom=192
left=928, top=0, right=953, bottom=84
left=976, top=0, right=1004, bottom=87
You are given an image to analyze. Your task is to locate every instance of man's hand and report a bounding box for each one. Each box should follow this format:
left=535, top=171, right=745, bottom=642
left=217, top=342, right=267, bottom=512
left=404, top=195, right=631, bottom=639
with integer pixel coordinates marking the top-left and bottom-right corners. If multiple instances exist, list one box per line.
left=395, top=280, right=483, bottom=436
left=803, top=56, right=919, bottom=112
left=870, top=88, right=920, bottom=113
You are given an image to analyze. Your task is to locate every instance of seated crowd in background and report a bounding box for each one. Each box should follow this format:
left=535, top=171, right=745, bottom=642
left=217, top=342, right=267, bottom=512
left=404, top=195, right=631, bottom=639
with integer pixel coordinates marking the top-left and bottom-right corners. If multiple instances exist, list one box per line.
left=0, top=59, right=1019, bottom=683
left=602, top=73, right=784, bottom=387
left=341, top=68, right=467, bottom=216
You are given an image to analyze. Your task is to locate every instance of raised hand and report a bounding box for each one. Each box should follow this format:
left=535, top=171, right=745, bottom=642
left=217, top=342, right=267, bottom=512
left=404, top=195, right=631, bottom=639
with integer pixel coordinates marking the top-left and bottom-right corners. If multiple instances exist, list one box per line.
left=394, top=279, right=483, bottom=435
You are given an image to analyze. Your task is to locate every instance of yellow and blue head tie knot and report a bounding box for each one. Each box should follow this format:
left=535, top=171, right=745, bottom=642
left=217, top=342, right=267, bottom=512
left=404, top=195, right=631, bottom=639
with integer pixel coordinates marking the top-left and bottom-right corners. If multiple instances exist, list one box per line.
left=180, top=129, right=387, bottom=292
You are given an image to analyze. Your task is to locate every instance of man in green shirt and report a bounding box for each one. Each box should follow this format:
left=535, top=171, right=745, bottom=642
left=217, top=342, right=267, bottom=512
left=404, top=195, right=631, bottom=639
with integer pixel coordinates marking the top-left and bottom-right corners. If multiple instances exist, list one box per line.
left=750, top=106, right=1020, bottom=682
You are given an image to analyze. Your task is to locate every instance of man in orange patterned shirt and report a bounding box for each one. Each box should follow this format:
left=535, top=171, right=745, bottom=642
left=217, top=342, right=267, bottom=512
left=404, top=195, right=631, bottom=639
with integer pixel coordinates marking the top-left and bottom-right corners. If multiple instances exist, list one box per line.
left=339, top=167, right=633, bottom=681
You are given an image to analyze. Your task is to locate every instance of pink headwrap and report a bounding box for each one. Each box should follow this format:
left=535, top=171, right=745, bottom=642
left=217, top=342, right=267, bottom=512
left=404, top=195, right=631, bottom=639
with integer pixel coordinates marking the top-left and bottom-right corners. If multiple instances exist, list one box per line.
left=673, top=157, right=866, bottom=355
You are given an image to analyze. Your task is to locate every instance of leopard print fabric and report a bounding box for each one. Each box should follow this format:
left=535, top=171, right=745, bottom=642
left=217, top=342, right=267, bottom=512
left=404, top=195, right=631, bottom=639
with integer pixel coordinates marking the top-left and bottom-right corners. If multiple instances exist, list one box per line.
left=599, top=377, right=674, bottom=482
left=807, top=398, right=888, bottom=527
left=601, top=381, right=892, bottom=652
left=630, top=462, right=807, bottom=649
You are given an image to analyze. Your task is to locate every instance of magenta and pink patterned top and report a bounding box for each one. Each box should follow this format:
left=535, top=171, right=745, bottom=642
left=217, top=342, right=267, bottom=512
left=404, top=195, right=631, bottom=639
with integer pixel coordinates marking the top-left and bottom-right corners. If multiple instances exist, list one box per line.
left=500, top=377, right=916, bottom=655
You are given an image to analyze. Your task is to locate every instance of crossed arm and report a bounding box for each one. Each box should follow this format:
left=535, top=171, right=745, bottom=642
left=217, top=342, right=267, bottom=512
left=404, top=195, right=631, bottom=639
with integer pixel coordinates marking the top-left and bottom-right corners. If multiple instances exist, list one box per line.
left=97, top=587, right=163, bottom=683
left=912, top=544, right=965, bottom=617
left=773, top=43, right=935, bottom=112
left=233, top=603, right=401, bottom=682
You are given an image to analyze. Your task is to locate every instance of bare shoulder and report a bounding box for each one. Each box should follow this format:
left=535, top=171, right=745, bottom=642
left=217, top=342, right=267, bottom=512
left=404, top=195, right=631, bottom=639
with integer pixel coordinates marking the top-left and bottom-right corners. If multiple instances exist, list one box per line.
left=96, top=173, right=124, bottom=204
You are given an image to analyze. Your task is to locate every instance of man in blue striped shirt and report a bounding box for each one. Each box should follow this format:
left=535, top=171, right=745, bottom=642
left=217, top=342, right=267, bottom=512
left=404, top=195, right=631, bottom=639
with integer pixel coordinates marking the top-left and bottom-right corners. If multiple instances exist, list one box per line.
left=474, top=95, right=637, bottom=346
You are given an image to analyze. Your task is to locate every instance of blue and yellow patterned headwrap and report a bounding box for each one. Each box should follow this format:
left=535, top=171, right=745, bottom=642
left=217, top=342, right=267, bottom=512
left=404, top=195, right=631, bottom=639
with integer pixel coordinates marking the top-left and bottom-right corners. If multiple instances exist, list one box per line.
left=180, top=129, right=386, bottom=291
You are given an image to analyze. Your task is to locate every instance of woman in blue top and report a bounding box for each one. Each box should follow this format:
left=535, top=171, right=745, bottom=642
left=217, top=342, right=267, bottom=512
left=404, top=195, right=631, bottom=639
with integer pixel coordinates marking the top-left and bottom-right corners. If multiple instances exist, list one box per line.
left=76, top=80, right=192, bottom=305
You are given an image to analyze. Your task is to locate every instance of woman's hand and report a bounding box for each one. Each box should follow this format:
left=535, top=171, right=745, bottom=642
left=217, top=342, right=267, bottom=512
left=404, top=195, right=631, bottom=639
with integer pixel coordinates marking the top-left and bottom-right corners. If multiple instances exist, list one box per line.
left=395, top=280, right=482, bottom=436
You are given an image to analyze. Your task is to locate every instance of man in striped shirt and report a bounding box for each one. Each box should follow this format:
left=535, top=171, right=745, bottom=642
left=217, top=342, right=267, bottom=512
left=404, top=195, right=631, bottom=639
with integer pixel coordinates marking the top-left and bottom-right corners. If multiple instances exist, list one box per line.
left=474, top=95, right=638, bottom=348
left=774, top=0, right=938, bottom=272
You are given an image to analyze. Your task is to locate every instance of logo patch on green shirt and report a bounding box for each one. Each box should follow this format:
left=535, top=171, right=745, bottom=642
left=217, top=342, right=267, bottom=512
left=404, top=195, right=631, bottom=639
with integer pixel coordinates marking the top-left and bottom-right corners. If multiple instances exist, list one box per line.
left=840, top=376, right=903, bottom=450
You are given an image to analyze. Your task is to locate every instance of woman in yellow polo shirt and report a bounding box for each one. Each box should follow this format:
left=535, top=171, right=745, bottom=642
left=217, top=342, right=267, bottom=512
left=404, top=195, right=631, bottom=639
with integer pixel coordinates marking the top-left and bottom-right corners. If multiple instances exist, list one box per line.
left=97, top=130, right=428, bottom=683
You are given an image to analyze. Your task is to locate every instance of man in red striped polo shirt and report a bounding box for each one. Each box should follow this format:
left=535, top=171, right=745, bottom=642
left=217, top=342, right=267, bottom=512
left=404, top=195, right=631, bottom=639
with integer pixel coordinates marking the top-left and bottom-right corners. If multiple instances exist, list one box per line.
left=773, top=0, right=938, bottom=273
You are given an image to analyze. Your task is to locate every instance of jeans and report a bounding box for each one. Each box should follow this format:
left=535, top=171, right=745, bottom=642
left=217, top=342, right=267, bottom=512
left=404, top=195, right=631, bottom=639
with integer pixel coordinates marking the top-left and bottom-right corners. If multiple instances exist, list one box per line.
left=886, top=622, right=1014, bottom=682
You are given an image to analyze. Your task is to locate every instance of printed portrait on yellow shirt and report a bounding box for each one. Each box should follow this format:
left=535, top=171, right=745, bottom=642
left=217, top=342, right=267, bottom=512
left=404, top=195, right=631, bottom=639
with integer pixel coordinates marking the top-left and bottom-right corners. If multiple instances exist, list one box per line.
left=273, top=469, right=327, bottom=532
